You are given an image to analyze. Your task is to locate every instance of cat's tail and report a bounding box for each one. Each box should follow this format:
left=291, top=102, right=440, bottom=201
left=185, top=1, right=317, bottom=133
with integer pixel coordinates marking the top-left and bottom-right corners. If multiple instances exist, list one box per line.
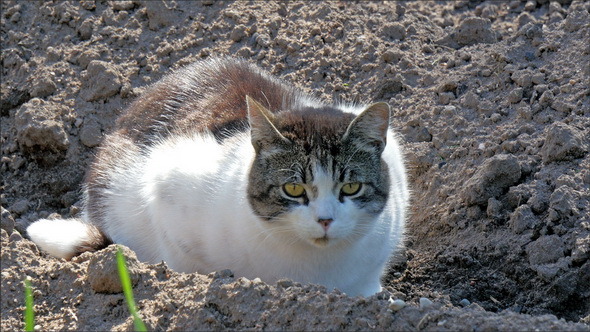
left=26, top=218, right=112, bottom=260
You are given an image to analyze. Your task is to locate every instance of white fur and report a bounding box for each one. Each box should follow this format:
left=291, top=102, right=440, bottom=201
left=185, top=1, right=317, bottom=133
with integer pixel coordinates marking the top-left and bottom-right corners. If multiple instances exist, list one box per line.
left=28, top=105, right=408, bottom=297
left=103, top=124, right=405, bottom=296
left=26, top=218, right=94, bottom=260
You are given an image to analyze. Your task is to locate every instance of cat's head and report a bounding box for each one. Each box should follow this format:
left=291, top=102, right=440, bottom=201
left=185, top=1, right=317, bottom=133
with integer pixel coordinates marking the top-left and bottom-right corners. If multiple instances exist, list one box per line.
left=246, top=96, right=391, bottom=248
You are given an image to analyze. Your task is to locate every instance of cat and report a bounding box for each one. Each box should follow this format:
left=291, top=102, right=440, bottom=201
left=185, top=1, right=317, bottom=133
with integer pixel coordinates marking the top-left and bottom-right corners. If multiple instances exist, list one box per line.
left=27, top=57, right=409, bottom=297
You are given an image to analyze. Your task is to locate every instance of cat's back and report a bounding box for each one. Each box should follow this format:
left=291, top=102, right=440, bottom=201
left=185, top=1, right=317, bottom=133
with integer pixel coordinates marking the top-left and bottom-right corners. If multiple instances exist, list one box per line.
left=115, top=57, right=308, bottom=144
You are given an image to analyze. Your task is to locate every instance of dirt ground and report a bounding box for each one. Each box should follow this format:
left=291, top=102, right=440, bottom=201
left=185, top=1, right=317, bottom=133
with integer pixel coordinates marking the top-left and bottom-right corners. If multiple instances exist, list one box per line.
left=1, top=0, right=589, bottom=330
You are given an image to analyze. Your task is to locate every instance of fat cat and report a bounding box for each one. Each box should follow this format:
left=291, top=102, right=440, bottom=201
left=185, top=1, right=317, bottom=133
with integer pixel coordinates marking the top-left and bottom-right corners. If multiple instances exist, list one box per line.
left=27, top=57, right=409, bottom=297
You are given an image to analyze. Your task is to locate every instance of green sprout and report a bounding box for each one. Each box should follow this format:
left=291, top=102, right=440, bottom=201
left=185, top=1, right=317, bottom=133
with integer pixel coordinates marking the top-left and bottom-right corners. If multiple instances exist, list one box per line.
left=116, top=247, right=147, bottom=331
left=24, top=278, right=35, bottom=332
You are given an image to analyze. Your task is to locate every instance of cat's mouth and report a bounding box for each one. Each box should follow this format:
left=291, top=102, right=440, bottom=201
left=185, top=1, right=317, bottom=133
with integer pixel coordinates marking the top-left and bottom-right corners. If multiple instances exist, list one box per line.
left=313, top=235, right=330, bottom=246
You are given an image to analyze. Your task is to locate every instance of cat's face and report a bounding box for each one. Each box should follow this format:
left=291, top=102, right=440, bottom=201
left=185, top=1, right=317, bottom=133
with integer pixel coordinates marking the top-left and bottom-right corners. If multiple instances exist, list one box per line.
left=246, top=97, right=390, bottom=248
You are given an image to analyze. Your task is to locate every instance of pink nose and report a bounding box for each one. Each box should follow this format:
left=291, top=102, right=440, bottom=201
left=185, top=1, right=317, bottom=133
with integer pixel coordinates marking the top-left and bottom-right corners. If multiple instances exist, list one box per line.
left=318, top=218, right=333, bottom=231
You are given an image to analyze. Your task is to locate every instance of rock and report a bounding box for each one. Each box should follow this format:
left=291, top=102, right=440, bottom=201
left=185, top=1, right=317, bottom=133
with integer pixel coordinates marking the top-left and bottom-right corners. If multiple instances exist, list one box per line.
left=572, top=236, right=590, bottom=264
left=230, top=24, right=248, bottom=42
left=549, top=186, right=577, bottom=219
left=87, top=245, right=141, bottom=294
left=1, top=206, right=15, bottom=234
left=77, top=18, right=94, bottom=40
left=374, top=77, right=404, bottom=99
left=79, top=116, right=102, bottom=147
left=436, top=17, right=497, bottom=49
left=29, top=75, right=57, bottom=98
left=211, top=269, right=234, bottom=279
left=461, top=91, right=479, bottom=109
left=381, top=50, right=402, bottom=63
left=419, top=297, right=433, bottom=309
left=276, top=279, right=294, bottom=288
left=144, top=1, right=176, bottom=30
left=8, top=199, right=29, bottom=215
left=8, top=230, right=22, bottom=242
left=389, top=299, right=406, bottom=311
left=526, top=235, right=565, bottom=266
left=540, top=122, right=587, bottom=163
left=512, top=70, right=534, bottom=88
left=532, top=257, right=570, bottom=281
left=463, top=154, right=522, bottom=205
left=564, top=9, right=589, bottom=32
left=486, top=197, right=503, bottom=219
left=15, top=98, right=70, bottom=153
left=380, top=22, right=406, bottom=40
left=403, top=125, right=432, bottom=143
left=80, top=60, right=123, bottom=102
left=459, top=299, right=471, bottom=307
left=509, top=204, right=537, bottom=234
left=507, top=88, right=523, bottom=103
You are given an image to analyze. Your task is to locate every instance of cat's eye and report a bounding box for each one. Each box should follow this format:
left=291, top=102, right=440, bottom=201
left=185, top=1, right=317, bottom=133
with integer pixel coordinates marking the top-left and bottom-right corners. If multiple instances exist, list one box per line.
left=283, top=183, right=306, bottom=198
left=341, top=182, right=362, bottom=196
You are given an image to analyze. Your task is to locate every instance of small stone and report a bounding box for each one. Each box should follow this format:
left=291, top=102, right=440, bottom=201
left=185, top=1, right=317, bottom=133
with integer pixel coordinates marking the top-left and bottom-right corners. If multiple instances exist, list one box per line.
left=87, top=245, right=141, bottom=293
left=381, top=50, right=402, bottom=63
left=516, top=12, right=536, bottom=28
left=565, top=9, right=589, bottom=32
left=144, top=1, right=175, bottom=30
left=380, top=22, right=406, bottom=40
left=389, top=299, right=406, bottom=311
left=111, top=1, right=134, bottom=11
left=511, top=70, right=533, bottom=88
left=213, top=269, right=234, bottom=279
left=526, top=235, right=565, bottom=265
left=549, top=186, right=576, bottom=219
left=9, top=230, right=22, bottom=242
left=459, top=299, right=471, bottom=307
left=462, top=91, right=479, bottom=109
left=438, top=92, right=455, bottom=105
left=15, top=98, right=70, bottom=153
left=230, top=24, right=247, bottom=42
left=477, top=100, right=495, bottom=115
left=29, top=75, right=57, bottom=98
left=572, top=237, right=590, bottom=264
left=238, top=277, right=252, bottom=288
left=80, top=60, right=123, bottom=102
left=77, top=18, right=93, bottom=40
left=540, top=122, right=588, bottom=163
left=509, top=204, right=537, bottom=234
left=419, top=297, right=433, bottom=309
left=79, top=117, right=102, bottom=147
left=507, top=88, right=523, bottom=103
left=486, top=198, right=503, bottom=219
left=437, top=17, right=497, bottom=49
left=539, top=90, right=554, bottom=106
left=463, top=154, right=521, bottom=205
left=9, top=199, right=30, bottom=215
left=1, top=207, right=15, bottom=234
left=277, top=279, right=294, bottom=288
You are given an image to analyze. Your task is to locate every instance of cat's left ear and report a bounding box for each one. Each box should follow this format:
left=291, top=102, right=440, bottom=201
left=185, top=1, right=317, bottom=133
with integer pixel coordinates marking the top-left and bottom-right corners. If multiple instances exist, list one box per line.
left=342, top=102, right=390, bottom=153
left=246, top=96, right=290, bottom=153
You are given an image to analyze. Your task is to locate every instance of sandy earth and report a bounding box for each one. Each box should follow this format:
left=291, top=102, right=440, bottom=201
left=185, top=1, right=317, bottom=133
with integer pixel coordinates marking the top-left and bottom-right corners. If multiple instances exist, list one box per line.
left=1, top=0, right=589, bottom=330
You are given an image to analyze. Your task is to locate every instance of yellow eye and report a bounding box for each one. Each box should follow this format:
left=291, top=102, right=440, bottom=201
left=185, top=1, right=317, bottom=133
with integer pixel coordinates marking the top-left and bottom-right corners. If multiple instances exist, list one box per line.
left=283, top=183, right=306, bottom=198
left=341, top=182, right=362, bottom=196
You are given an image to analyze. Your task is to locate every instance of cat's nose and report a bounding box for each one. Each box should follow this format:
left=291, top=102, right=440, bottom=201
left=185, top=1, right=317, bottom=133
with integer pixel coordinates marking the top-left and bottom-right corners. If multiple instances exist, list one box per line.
left=318, top=218, right=333, bottom=231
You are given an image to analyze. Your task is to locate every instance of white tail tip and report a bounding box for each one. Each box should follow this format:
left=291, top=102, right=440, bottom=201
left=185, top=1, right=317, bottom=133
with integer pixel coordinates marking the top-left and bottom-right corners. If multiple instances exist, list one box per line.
left=27, top=218, right=99, bottom=260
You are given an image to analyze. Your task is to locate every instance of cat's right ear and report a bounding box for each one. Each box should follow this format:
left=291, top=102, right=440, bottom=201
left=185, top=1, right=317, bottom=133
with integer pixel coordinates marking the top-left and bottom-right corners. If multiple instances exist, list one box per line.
left=246, top=96, right=290, bottom=153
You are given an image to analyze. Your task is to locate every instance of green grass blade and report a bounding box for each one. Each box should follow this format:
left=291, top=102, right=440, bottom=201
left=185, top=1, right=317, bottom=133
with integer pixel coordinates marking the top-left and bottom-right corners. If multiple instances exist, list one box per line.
left=24, top=278, right=35, bottom=332
left=116, top=247, right=147, bottom=332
